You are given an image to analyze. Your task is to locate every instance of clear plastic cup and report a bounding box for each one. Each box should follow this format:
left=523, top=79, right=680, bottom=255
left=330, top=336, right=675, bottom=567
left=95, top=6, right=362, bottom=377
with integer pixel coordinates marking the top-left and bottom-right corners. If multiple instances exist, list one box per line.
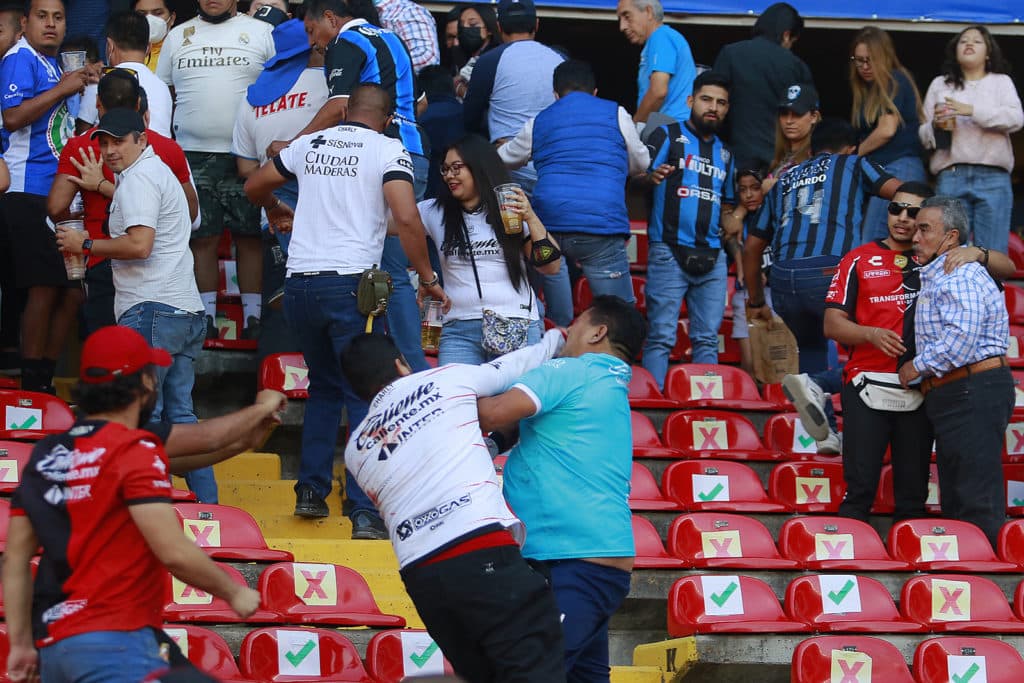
left=421, top=299, right=443, bottom=351
left=57, top=220, right=86, bottom=280
left=59, top=50, right=86, bottom=72
left=493, top=183, right=524, bottom=235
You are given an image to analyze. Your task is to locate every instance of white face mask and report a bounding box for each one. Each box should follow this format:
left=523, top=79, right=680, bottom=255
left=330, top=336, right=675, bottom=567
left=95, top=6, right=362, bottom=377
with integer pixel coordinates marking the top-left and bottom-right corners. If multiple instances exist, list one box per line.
left=146, top=14, right=169, bottom=44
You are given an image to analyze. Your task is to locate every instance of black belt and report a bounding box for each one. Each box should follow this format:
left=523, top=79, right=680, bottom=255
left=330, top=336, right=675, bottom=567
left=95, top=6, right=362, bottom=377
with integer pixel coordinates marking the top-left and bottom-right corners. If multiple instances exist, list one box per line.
left=287, top=270, right=358, bottom=278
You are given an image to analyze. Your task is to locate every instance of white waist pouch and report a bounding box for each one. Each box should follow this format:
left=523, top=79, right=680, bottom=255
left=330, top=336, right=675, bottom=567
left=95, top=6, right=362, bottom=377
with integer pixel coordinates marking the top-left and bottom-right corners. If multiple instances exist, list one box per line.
left=852, top=371, right=924, bottom=412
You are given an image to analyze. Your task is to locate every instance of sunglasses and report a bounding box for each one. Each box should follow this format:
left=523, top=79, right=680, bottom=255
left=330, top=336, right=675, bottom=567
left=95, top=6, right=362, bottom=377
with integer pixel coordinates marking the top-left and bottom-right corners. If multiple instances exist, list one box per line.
left=888, top=202, right=921, bottom=219
left=102, top=66, right=140, bottom=82
left=439, top=161, right=466, bottom=177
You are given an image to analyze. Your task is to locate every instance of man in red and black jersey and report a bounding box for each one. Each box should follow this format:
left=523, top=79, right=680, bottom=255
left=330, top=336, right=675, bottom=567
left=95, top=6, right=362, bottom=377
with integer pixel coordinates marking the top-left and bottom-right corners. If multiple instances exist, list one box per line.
left=824, top=182, right=1015, bottom=521
left=3, top=326, right=261, bottom=683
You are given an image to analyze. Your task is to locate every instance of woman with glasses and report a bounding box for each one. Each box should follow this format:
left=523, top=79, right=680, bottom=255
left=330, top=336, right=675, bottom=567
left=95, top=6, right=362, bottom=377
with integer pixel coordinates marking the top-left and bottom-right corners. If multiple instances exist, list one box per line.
left=848, top=26, right=926, bottom=242
left=417, top=135, right=561, bottom=365
left=919, top=25, right=1023, bottom=254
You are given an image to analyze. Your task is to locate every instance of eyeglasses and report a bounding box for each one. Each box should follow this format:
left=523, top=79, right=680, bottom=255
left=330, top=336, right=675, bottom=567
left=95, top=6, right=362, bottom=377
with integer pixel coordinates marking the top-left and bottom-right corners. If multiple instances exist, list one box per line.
left=888, top=202, right=921, bottom=218
left=102, top=66, right=139, bottom=82
left=439, top=161, right=466, bottom=177
left=850, top=56, right=871, bottom=68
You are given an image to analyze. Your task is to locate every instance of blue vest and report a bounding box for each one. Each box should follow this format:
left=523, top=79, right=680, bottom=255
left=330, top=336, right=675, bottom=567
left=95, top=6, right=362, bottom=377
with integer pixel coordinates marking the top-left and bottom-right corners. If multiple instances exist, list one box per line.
left=531, top=92, right=629, bottom=237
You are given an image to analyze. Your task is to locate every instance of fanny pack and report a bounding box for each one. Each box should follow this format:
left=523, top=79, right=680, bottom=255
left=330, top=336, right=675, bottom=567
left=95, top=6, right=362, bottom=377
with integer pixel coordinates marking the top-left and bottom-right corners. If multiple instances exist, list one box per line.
left=356, top=265, right=393, bottom=333
left=852, top=371, right=923, bottom=412
left=669, top=243, right=720, bottom=276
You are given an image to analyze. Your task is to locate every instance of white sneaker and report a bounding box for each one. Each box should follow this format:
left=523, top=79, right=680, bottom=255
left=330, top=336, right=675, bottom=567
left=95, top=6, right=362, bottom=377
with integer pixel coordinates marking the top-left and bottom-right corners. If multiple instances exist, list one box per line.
left=816, top=430, right=842, bottom=455
left=782, top=373, right=830, bottom=441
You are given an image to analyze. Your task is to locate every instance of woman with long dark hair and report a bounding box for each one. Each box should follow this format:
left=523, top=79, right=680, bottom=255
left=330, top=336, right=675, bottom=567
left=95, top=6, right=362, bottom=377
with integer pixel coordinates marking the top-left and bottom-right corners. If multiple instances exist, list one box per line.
left=453, top=4, right=500, bottom=99
left=418, top=135, right=561, bottom=365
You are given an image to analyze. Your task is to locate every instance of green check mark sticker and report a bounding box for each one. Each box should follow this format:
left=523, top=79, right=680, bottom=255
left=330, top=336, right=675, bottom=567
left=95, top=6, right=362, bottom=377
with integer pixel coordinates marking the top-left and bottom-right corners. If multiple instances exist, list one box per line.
left=1014, top=498, right=1024, bottom=507
left=9, top=415, right=36, bottom=430
left=797, top=434, right=815, bottom=448
left=710, top=581, right=738, bottom=607
left=284, top=640, right=316, bottom=668
left=828, top=579, right=855, bottom=605
left=409, top=641, right=439, bottom=669
left=698, top=483, right=724, bottom=501
left=952, top=663, right=980, bottom=683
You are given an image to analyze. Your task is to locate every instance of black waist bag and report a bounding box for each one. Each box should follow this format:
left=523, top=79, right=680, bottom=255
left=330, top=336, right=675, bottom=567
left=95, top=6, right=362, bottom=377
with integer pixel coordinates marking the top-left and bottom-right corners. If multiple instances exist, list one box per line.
left=669, top=243, right=720, bottom=276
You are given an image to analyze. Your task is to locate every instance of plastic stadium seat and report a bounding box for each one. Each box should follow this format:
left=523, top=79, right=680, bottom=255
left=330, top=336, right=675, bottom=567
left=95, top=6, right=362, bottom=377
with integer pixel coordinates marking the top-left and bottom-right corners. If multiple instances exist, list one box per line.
left=791, top=635, right=914, bottom=683
left=205, top=303, right=257, bottom=350
left=768, top=462, right=845, bottom=513
left=1005, top=465, right=1024, bottom=515
left=573, top=275, right=646, bottom=316
left=163, top=564, right=278, bottom=623
left=171, top=486, right=199, bottom=502
left=0, top=440, right=33, bottom=494
left=1009, top=232, right=1024, bottom=279
left=1014, top=371, right=1024, bottom=416
left=632, top=515, right=687, bottom=569
left=786, top=574, right=925, bottom=633
left=1009, top=334, right=1024, bottom=369
left=996, top=519, right=1024, bottom=568
left=365, top=630, right=455, bottom=682
left=667, top=574, right=809, bottom=637
left=627, top=367, right=679, bottom=409
left=778, top=517, right=913, bottom=571
left=900, top=574, right=1024, bottom=632
left=217, top=229, right=233, bottom=259
left=664, top=364, right=777, bottom=410
left=1005, top=284, right=1024, bottom=326
left=240, top=627, right=373, bottom=682
left=0, top=624, right=8, bottom=676
left=873, top=464, right=941, bottom=515
left=662, top=410, right=781, bottom=461
left=662, top=460, right=789, bottom=512
left=174, top=504, right=294, bottom=563
left=259, top=353, right=310, bottom=399
left=674, top=319, right=742, bottom=365
left=218, top=259, right=241, bottom=300
left=763, top=383, right=844, bottom=415
left=763, top=413, right=840, bottom=460
left=630, top=411, right=682, bottom=459
left=627, top=225, right=648, bottom=273
left=161, top=625, right=251, bottom=682
left=0, top=498, right=9, bottom=552
left=1004, top=420, right=1024, bottom=460
left=628, top=462, right=681, bottom=511
left=666, top=512, right=798, bottom=569
left=887, top=519, right=1019, bottom=572
left=914, top=636, right=1024, bottom=683
left=258, top=562, right=406, bottom=627
left=0, top=390, right=74, bottom=440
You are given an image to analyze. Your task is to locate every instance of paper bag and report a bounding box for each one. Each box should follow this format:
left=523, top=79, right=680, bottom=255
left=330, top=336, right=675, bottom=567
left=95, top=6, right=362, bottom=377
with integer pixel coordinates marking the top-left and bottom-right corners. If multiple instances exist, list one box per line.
left=749, top=317, right=799, bottom=385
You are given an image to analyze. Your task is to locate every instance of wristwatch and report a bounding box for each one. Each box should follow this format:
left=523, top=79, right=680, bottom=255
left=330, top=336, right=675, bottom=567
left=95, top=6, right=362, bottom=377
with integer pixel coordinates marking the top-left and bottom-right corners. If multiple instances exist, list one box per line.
left=420, top=271, right=439, bottom=288
left=746, top=298, right=766, bottom=308
left=81, top=238, right=93, bottom=256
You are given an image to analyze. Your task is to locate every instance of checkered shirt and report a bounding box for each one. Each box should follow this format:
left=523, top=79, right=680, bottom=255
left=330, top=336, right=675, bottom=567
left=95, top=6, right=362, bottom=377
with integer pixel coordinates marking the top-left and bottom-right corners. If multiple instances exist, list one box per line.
left=376, top=0, right=439, bottom=72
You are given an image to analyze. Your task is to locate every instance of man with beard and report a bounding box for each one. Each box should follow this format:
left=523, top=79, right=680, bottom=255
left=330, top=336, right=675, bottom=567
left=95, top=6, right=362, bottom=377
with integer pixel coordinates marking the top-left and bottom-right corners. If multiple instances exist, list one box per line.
left=638, top=71, right=736, bottom=389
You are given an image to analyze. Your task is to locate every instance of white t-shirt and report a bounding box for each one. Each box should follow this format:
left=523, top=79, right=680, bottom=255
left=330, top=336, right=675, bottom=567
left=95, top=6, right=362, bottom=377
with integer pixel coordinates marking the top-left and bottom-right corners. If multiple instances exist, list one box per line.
left=231, top=68, right=328, bottom=165
left=345, top=329, right=565, bottom=568
left=78, top=61, right=173, bottom=138
left=277, top=123, right=414, bottom=276
left=418, top=200, right=538, bottom=322
left=109, top=146, right=203, bottom=319
left=157, top=14, right=274, bottom=152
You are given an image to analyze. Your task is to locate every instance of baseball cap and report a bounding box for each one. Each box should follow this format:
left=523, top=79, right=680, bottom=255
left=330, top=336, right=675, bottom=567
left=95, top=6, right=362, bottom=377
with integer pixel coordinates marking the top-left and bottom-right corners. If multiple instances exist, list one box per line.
left=80, top=326, right=171, bottom=384
left=779, top=83, right=819, bottom=115
left=498, top=0, right=536, bottom=24
left=253, top=4, right=289, bottom=26
left=90, top=108, right=146, bottom=139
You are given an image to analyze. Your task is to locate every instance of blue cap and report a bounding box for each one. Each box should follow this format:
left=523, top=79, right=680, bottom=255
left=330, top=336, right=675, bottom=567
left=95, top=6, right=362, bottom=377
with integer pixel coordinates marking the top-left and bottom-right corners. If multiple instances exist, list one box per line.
left=247, top=19, right=311, bottom=108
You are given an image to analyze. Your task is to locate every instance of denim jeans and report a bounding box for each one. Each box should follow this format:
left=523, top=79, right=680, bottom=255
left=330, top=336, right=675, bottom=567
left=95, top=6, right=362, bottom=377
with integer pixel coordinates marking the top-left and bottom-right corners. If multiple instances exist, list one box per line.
left=540, top=258, right=574, bottom=327
left=937, top=164, right=1013, bottom=254
left=862, top=155, right=927, bottom=243
left=642, top=242, right=727, bottom=389
left=283, top=274, right=378, bottom=514
left=557, top=233, right=635, bottom=304
left=118, top=301, right=213, bottom=502
left=438, top=317, right=543, bottom=366
left=39, top=628, right=168, bottom=683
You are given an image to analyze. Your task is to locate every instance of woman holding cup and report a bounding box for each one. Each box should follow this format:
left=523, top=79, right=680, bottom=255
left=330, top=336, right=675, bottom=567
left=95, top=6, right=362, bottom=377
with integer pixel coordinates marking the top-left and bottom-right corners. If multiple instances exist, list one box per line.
left=417, top=134, right=561, bottom=365
left=919, top=25, right=1023, bottom=253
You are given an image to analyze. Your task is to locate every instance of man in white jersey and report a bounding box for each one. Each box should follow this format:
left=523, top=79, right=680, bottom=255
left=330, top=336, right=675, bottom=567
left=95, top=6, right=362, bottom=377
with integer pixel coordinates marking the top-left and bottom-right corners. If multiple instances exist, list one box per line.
left=157, top=0, right=274, bottom=340
left=340, top=331, right=566, bottom=683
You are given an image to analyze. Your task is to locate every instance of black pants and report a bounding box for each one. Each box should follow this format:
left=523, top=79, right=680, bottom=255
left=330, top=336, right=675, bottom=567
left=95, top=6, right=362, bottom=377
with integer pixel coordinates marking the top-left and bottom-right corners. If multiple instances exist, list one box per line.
left=838, top=382, right=933, bottom=522
left=82, top=260, right=116, bottom=336
left=401, top=545, right=566, bottom=683
left=926, top=366, right=1014, bottom=547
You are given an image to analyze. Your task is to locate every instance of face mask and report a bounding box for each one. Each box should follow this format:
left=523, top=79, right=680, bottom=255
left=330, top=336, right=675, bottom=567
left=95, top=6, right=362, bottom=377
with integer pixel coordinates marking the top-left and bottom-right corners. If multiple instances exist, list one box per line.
left=197, top=6, right=233, bottom=23
left=146, top=14, right=168, bottom=44
left=457, top=25, right=485, bottom=55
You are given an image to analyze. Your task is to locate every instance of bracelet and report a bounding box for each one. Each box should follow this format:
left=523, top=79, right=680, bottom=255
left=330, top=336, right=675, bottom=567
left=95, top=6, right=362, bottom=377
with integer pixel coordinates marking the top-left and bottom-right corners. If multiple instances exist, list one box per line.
left=979, top=246, right=990, bottom=266
left=267, top=197, right=282, bottom=211
left=746, top=299, right=766, bottom=308
left=97, top=178, right=109, bottom=193
left=420, top=271, right=439, bottom=288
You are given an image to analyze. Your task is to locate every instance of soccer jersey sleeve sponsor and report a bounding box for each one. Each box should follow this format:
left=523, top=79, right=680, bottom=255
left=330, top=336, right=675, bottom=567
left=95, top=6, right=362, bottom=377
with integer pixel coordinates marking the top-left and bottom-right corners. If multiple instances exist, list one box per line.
left=324, top=38, right=367, bottom=99
left=826, top=253, right=861, bottom=313
left=116, top=438, right=173, bottom=504
left=381, top=139, right=414, bottom=185
left=1, top=47, right=42, bottom=109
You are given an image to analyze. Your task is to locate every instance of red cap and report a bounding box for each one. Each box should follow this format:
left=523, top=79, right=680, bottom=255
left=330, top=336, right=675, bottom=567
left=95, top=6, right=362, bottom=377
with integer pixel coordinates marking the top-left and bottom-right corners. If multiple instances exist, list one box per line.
left=80, top=325, right=172, bottom=384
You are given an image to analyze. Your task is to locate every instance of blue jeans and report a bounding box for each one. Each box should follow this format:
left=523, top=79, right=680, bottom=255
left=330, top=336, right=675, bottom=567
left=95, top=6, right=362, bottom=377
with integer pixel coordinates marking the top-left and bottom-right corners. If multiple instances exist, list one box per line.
left=438, top=317, right=543, bottom=366
left=862, top=155, right=926, bottom=243
left=118, top=301, right=213, bottom=502
left=39, top=628, right=168, bottom=683
left=937, top=164, right=1013, bottom=254
left=642, top=242, right=727, bottom=389
left=541, top=258, right=574, bottom=327
left=283, top=274, right=378, bottom=514
left=556, top=233, right=635, bottom=304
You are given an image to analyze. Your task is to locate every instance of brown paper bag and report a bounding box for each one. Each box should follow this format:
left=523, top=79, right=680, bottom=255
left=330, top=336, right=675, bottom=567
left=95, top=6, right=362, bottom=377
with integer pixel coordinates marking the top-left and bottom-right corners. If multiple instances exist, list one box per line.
left=749, top=316, right=799, bottom=385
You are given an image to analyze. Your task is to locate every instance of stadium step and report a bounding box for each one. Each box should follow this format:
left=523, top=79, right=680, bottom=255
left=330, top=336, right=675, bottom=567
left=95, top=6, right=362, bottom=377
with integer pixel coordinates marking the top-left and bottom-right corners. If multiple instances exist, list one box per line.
left=211, top=451, right=281, bottom=480
left=611, top=666, right=668, bottom=682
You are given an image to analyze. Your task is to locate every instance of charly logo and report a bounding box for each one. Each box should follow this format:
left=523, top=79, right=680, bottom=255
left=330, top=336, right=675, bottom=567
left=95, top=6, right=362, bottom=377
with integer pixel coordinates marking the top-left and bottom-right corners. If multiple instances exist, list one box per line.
left=788, top=84, right=801, bottom=101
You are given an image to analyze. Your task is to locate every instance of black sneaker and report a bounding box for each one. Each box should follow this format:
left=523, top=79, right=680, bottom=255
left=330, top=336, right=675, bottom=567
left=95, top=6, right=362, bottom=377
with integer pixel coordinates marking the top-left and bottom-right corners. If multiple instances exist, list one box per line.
left=205, top=315, right=219, bottom=340
left=350, top=510, right=388, bottom=540
left=294, top=485, right=329, bottom=518
left=241, top=316, right=261, bottom=340
left=267, top=286, right=285, bottom=311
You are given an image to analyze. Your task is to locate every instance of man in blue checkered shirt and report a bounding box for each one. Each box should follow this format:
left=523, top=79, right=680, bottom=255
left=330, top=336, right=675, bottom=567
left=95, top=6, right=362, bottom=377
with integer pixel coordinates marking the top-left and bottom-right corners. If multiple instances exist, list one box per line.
left=899, top=196, right=1012, bottom=547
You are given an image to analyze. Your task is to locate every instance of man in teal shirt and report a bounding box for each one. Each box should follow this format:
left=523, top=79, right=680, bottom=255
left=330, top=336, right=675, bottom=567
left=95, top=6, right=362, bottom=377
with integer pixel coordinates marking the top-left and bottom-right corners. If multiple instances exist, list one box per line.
left=479, top=295, right=646, bottom=683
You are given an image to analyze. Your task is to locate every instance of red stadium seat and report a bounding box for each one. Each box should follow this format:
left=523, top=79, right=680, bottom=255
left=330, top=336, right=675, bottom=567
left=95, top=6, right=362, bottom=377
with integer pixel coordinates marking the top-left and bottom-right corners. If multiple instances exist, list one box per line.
left=996, top=519, right=1024, bottom=568
left=628, top=367, right=679, bottom=409
left=204, top=303, right=257, bottom=351
left=628, top=462, right=682, bottom=511
left=1009, top=334, right=1024, bottom=368
left=0, top=624, right=8, bottom=677
left=786, top=574, right=925, bottom=633
left=163, top=564, right=278, bottom=623
left=627, top=229, right=649, bottom=273
left=763, top=383, right=844, bottom=416
left=792, top=635, right=914, bottom=683
left=763, top=413, right=840, bottom=460
left=666, top=512, right=799, bottom=569
left=667, top=574, right=809, bottom=637
left=0, top=390, right=74, bottom=440
left=1005, top=284, right=1024, bottom=326
left=900, top=574, right=1024, bottom=632
left=0, top=440, right=33, bottom=494
left=662, top=410, right=781, bottom=461
left=217, top=229, right=233, bottom=260
left=1014, top=371, right=1024, bottom=416
left=365, top=630, right=454, bottom=683
left=887, top=519, right=1018, bottom=572
left=664, top=364, right=777, bottom=410
left=768, top=462, right=845, bottom=513
left=174, top=504, right=294, bottom=563
left=573, top=275, right=647, bottom=316
left=778, top=517, right=912, bottom=571
left=171, top=487, right=199, bottom=502
left=259, top=353, right=310, bottom=399
left=914, top=636, right=1024, bottom=683
left=630, top=412, right=682, bottom=459
left=217, top=259, right=241, bottom=301
left=239, top=627, right=373, bottom=682
left=674, top=319, right=742, bottom=365
left=258, top=562, right=406, bottom=627
left=632, top=515, right=686, bottom=569
left=1005, top=465, right=1024, bottom=515
left=1009, top=232, right=1024, bottom=279
left=873, top=464, right=941, bottom=515
left=1004, top=419, right=1024, bottom=461
left=0, top=498, right=9, bottom=552
left=661, top=460, right=789, bottom=513
left=161, top=625, right=251, bottom=682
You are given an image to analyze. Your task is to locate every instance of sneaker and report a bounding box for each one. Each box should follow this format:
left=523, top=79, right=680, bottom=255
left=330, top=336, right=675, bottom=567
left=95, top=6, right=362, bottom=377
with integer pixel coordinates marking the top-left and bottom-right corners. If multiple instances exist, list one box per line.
left=267, top=286, right=285, bottom=311
left=782, top=373, right=830, bottom=441
left=205, top=315, right=219, bottom=340
left=241, top=316, right=261, bottom=340
left=350, top=510, right=388, bottom=540
left=294, top=485, right=329, bottom=518
left=816, top=430, right=842, bottom=455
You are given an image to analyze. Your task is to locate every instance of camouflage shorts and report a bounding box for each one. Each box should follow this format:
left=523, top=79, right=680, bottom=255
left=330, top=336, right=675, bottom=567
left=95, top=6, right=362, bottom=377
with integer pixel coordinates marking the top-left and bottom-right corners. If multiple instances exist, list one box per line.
left=186, top=151, right=261, bottom=238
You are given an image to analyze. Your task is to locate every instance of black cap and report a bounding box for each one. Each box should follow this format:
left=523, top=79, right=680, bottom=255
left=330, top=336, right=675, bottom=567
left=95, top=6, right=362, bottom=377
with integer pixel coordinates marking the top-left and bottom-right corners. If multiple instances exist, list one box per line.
left=91, top=108, right=146, bottom=139
left=779, top=83, right=819, bottom=115
left=498, top=0, right=536, bottom=24
left=253, top=5, right=288, bottom=26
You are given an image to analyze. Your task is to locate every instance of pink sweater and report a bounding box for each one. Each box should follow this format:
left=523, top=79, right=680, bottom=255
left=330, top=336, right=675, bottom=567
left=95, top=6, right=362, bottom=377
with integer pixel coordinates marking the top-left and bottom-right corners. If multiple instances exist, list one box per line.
left=919, top=72, right=1024, bottom=174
